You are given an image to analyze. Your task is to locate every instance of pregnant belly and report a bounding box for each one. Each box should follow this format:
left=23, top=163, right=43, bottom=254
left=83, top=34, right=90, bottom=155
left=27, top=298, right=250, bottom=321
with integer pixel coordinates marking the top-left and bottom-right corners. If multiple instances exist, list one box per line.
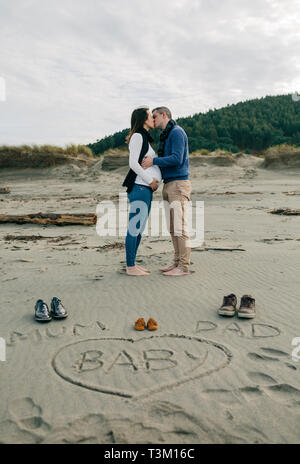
left=149, top=165, right=162, bottom=181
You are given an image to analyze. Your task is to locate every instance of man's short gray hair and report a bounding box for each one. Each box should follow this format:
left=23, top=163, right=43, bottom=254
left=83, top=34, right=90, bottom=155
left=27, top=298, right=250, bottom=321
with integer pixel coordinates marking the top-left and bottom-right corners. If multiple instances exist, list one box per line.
left=152, top=106, right=172, bottom=119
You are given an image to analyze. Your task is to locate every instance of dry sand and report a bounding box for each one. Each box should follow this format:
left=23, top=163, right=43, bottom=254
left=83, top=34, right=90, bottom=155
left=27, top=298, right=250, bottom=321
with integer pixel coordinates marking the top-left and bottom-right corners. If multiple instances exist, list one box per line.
left=0, top=155, right=300, bottom=444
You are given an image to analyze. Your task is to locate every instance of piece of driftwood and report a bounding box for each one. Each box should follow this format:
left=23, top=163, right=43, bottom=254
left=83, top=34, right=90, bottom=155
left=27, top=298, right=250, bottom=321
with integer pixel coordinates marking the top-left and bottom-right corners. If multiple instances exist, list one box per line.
left=283, top=191, right=300, bottom=196
left=0, top=212, right=97, bottom=226
left=4, top=234, right=74, bottom=242
left=81, top=242, right=124, bottom=251
left=194, top=191, right=263, bottom=195
left=0, top=187, right=10, bottom=194
left=269, top=208, right=300, bottom=216
left=193, top=247, right=246, bottom=252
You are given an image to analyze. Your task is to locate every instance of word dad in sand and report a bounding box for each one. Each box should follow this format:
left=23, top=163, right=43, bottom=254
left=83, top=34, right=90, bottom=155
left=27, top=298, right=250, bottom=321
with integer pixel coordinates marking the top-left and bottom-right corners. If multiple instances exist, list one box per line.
left=196, top=321, right=281, bottom=338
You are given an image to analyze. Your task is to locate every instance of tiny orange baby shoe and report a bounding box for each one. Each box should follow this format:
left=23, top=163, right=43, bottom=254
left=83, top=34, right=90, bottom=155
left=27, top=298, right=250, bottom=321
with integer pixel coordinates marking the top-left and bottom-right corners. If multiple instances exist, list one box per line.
left=147, top=318, right=158, bottom=331
left=134, top=318, right=146, bottom=330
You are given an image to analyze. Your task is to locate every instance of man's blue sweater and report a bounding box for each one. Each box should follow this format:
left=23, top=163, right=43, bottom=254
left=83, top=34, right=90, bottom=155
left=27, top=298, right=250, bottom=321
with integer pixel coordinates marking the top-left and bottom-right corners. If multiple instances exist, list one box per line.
left=153, top=125, right=190, bottom=183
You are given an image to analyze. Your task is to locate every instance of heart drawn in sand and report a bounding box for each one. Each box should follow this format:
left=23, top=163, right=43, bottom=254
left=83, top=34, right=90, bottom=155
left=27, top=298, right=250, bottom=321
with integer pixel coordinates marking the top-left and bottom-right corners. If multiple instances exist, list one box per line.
left=51, top=334, right=232, bottom=399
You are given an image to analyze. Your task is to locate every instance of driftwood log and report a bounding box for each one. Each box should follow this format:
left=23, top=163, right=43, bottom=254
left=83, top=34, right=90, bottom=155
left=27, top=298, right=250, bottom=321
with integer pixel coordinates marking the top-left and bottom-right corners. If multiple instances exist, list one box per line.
left=269, top=208, right=300, bottom=216
left=0, top=212, right=97, bottom=226
left=0, top=187, right=10, bottom=194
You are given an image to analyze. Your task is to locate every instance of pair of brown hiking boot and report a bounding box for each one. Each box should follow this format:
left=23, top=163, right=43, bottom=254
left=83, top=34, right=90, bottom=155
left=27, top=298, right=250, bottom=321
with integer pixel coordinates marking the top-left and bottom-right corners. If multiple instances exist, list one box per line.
left=134, top=317, right=158, bottom=331
left=218, top=294, right=256, bottom=318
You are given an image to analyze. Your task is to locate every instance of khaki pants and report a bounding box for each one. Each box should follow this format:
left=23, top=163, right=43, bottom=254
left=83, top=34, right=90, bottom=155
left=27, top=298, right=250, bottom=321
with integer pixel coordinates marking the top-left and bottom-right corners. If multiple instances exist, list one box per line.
left=162, top=180, right=192, bottom=272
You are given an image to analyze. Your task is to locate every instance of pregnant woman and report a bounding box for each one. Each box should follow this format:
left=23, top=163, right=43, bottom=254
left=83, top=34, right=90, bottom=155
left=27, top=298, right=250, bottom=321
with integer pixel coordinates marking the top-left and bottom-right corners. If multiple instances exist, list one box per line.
left=122, top=106, right=162, bottom=276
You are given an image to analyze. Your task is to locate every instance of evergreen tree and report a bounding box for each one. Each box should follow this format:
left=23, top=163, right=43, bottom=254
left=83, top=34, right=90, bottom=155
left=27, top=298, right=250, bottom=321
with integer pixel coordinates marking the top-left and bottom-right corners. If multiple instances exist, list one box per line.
left=87, top=94, right=300, bottom=156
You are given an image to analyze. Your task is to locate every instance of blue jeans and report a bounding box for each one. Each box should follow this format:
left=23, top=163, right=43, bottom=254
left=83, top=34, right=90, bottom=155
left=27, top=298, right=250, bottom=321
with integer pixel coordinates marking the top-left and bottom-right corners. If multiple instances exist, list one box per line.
left=125, top=183, right=153, bottom=267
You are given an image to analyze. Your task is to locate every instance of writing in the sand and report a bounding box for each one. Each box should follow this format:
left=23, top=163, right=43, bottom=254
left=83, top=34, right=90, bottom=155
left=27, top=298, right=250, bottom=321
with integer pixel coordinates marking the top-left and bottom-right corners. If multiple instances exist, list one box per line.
left=5, top=320, right=282, bottom=351
left=52, top=336, right=231, bottom=397
left=195, top=321, right=281, bottom=338
left=73, top=349, right=197, bottom=373
left=6, top=321, right=107, bottom=348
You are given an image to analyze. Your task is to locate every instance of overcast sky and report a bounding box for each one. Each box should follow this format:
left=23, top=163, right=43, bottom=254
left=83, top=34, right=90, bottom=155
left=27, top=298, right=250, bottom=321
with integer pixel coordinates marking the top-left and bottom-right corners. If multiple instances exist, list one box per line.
left=1, top=0, right=300, bottom=146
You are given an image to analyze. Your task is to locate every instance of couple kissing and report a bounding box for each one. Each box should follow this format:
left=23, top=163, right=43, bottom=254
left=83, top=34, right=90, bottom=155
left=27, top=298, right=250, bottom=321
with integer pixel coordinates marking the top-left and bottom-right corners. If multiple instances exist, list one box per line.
left=122, top=106, right=192, bottom=276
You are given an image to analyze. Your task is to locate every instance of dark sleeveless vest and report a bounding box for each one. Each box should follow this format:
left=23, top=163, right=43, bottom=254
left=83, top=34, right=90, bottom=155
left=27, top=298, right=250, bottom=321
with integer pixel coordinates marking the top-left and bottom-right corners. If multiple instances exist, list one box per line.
left=122, top=128, right=153, bottom=194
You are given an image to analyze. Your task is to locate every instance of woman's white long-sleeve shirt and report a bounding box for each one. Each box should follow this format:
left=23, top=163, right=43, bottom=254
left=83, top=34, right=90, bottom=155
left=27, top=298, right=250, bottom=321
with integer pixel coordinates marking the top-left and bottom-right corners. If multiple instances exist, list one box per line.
left=128, top=133, right=162, bottom=186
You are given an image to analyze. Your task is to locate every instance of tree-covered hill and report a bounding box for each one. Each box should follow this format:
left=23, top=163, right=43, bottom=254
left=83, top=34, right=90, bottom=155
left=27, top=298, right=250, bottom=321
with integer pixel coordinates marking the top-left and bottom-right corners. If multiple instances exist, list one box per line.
left=87, top=94, right=300, bottom=156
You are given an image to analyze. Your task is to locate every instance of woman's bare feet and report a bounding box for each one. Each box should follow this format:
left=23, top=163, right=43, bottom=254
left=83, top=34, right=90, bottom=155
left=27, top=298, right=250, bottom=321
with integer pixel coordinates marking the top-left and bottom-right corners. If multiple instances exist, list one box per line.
left=159, top=263, right=177, bottom=272
left=136, top=264, right=151, bottom=273
left=126, top=265, right=150, bottom=276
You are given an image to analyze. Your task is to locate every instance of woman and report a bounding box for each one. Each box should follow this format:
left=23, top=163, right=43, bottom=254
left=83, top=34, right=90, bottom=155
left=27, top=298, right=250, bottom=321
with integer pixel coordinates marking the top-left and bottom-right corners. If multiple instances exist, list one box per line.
left=123, top=106, right=162, bottom=276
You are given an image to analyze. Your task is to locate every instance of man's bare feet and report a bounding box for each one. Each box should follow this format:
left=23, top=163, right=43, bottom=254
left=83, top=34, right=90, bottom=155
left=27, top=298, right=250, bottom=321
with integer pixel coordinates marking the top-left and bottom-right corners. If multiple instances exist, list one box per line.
left=163, top=267, right=189, bottom=276
left=159, top=263, right=177, bottom=272
left=136, top=264, right=151, bottom=273
left=126, top=265, right=150, bottom=276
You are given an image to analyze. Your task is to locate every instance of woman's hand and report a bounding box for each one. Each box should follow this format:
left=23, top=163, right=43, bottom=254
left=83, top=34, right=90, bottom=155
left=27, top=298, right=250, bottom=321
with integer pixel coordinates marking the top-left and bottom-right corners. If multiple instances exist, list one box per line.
left=149, top=178, right=159, bottom=191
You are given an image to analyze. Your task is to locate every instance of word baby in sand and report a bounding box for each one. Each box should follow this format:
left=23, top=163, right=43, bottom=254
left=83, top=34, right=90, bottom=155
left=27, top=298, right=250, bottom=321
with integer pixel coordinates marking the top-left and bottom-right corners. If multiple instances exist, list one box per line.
left=73, top=348, right=202, bottom=373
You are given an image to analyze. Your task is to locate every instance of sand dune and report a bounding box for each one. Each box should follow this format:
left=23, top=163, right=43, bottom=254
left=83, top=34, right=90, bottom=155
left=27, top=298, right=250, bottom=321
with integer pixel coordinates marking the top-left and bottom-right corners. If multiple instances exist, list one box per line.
left=261, top=146, right=300, bottom=169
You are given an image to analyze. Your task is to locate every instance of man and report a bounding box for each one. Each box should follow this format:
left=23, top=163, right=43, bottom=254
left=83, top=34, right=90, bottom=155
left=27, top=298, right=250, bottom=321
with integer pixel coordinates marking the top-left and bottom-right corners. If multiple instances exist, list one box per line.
left=141, top=106, right=192, bottom=276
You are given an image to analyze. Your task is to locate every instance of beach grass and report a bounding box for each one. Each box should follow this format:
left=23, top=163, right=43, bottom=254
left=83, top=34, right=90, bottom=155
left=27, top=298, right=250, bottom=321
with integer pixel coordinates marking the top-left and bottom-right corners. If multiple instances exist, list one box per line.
left=262, top=144, right=300, bottom=168
left=0, top=144, right=94, bottom=168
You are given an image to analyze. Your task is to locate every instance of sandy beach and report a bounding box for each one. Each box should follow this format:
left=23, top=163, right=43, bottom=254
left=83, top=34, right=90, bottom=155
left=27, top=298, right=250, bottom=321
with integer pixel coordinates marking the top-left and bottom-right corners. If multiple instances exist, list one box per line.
left=0, top=154, right=300, bottom=444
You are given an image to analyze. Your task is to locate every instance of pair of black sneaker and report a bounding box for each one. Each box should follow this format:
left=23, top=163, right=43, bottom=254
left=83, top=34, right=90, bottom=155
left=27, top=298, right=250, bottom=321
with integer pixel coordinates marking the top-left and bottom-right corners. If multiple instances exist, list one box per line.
left=35, top=297, right=68, bottom=322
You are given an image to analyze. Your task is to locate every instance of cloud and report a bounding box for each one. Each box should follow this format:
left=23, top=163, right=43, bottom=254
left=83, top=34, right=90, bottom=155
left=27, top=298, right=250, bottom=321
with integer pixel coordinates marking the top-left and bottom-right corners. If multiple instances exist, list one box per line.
left=0, top=0, right=300, bottom=145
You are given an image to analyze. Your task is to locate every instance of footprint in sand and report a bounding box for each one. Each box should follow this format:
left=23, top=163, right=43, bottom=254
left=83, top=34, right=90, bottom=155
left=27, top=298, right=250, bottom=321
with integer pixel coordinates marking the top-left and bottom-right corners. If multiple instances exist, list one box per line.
left=142, top=400, right=247, bottom=444
left=265, top=384, right=300, bottom=406
left=245, top=347, right=300, bottom=406
left=205, top=348, right=300, bottom=408
left=0, top=419, right=39, bottom=444
left=8, top=397, right=51, bottom=437
left=247, top=347, right=297, bottom=370
left=247, top=372, right=277, bottom=385
left=3, top=396, right=260, bottom=444
left=260, top=347, right=290, bottom=357
left=247, top=352, right=279, bottom=362
left=259, top=348, right=297, bottom=369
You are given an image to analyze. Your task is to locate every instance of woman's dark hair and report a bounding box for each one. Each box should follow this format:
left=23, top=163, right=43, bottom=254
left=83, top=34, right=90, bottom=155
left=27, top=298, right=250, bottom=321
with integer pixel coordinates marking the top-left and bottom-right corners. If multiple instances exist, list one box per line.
left=126, top=106, right=149, bottom=144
